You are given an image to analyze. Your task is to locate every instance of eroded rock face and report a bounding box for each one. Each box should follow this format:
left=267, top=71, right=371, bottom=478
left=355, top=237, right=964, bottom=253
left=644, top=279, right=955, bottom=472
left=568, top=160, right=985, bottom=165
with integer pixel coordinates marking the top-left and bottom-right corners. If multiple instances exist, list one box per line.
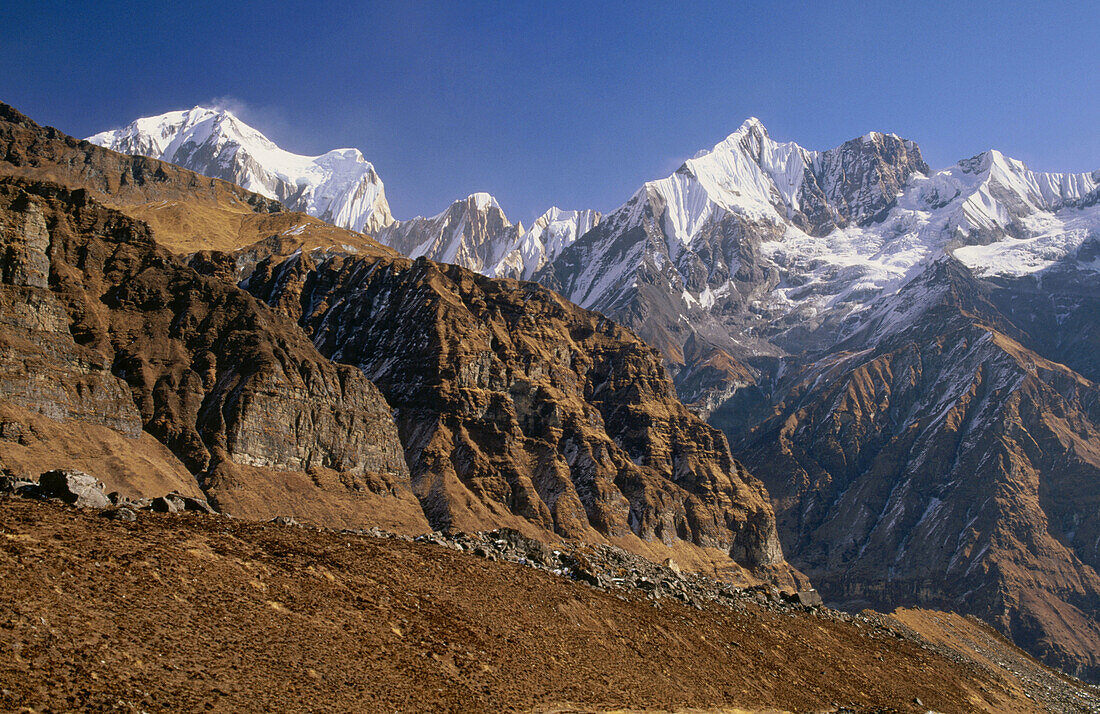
left=246, top=251, right=798, bottom=586
left=0, top=177, right=424, bottom=530
left=0, top=194, right=145, bottom=438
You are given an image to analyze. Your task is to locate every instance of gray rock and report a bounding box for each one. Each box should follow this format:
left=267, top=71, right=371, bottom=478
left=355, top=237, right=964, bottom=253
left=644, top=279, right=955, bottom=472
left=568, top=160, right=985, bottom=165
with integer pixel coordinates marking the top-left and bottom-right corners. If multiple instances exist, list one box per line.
left=101, top=507, right=137, bottom=522
left=38, top=469, right=111, bottom=509
left=166, top=491, right=215, bottom=514
left=151, top=494, right=184, bottom=513
left=270, top=516, right=300, bottom=526
left=0, top=474, right=37, bottom=495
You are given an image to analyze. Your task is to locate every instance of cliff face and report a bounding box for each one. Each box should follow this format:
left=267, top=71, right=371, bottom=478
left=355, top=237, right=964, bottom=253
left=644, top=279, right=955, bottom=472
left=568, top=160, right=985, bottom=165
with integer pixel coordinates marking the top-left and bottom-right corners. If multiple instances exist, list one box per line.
left=246, top=251, right=800, bottom=585
left=0, top=177, right=426, bottom=531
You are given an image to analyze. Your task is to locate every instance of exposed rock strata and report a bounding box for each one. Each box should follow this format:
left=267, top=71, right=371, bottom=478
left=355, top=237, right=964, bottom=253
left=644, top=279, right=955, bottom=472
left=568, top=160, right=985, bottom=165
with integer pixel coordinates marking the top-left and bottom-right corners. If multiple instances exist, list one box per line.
left=246, top=250, right=799, bottom=585
left=0, top=176, right=423, bottom=529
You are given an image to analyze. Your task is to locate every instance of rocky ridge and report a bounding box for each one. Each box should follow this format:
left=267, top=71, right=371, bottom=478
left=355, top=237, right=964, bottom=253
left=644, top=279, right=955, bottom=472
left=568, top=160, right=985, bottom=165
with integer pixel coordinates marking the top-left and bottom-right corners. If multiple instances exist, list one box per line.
left=0, top=175, right=425, bottom=531
left=0, top=101, right=399, bottom=262
left=376, top=197, right=601, bottom=280
left=244, top=248, right=800, bottom=585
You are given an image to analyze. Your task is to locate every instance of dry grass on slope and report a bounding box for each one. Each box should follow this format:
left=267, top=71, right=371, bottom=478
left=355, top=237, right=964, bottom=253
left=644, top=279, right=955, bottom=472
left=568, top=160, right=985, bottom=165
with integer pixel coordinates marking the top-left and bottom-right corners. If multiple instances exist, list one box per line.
left=4, top=498, right=1097, bottom=713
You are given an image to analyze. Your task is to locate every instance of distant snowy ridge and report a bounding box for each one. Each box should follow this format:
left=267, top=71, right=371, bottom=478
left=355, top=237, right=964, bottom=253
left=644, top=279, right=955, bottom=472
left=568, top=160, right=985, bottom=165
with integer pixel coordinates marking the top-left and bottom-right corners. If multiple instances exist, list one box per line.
left=544, top=117, right=1100, bottom=333
left=374, top=196, right=600, bottom=280
left=87, top=107, right=394, bottom=234
left=89, top=108, right=1099, bottom=308
left=89, top=107, right=601, bottom=278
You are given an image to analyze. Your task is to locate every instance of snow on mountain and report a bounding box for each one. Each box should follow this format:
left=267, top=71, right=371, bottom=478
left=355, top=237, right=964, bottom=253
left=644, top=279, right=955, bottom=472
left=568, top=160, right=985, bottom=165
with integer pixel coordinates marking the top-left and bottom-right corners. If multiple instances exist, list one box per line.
left=373, top=198, right=599, bottom=280
left=89, top=107, right=604, bottom=279
left=495, top=207, right=601, bottom=279
left=541, top=120, right=1100, bottom=350
left=372, top=192, right=521, bottom=274
left=87, top=107, right=394, bottom=234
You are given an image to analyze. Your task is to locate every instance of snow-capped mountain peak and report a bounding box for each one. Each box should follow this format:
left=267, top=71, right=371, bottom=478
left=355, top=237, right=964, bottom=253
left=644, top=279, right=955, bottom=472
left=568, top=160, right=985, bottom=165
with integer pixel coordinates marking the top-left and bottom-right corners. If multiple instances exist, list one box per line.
left=534, top=120, right=1100, bottom=407
left=88, top=107, right=394, bottom=234
left=620, top=118, right=929, bottom=253
left=467, top=191, right=500, bottom=212
left=371, top=192, right=600, bottom=280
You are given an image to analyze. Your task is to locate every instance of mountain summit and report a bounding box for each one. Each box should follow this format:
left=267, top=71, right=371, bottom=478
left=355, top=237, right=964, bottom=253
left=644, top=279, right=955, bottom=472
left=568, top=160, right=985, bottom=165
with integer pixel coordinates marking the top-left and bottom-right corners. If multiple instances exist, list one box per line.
left=87, top=106, right=395, bottom=233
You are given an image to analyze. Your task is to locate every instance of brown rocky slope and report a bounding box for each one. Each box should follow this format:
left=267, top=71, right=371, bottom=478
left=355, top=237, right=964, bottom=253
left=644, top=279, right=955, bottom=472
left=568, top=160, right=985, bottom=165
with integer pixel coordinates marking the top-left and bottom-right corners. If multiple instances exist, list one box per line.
left=0, top=176, right=424, bottom=531
left=723, top=258, right=1100, bottom=681
left=4, top=496, right=1099, bottom=713
left=244, top=249, right=798, bottom=585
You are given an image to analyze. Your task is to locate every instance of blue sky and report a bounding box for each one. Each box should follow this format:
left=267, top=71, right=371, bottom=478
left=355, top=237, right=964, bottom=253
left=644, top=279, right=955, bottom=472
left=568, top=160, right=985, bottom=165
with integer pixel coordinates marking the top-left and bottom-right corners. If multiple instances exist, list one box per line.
left=3, top=1, right=1097, bottom=222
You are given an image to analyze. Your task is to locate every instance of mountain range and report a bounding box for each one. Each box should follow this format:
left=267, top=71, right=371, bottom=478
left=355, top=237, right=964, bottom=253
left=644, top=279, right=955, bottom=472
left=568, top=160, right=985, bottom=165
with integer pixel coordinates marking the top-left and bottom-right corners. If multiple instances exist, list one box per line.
left=5, top=101, right=1096, bottom=681
left=2, top=102, right=800, bottom=590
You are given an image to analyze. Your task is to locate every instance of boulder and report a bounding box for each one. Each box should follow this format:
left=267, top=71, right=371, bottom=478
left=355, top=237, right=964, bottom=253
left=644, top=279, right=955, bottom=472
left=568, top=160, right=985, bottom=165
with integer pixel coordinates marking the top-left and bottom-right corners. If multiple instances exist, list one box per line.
left=781, top=589, right=824, bottom=607
left=38, top=470, right=111, bottom=509
left=150, top=494, right=184, bottom=513
left=167, top=491, right=215, bottom=514
left=101, top=507, right=137, bottom=522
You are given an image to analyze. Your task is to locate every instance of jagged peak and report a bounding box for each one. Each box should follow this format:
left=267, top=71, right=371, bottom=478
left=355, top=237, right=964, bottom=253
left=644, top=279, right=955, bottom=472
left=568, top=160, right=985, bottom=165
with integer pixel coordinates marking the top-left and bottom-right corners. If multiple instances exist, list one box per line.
left=857, top=130, right=906, bottom=145
left=87, top=106, right=391, bottom=234
left=734, top=116, right=768, bottom=137
left=957, top=148, right=1099, bottom=186
left=466, top=191, right=500, bottom=211
left=409, top=192, right=508, bottom=224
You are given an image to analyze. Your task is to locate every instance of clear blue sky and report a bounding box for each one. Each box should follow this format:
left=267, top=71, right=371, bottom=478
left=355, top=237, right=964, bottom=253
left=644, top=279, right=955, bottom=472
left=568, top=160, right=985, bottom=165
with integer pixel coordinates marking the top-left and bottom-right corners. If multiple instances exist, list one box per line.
left=3, top=1, right=1097, bottom=222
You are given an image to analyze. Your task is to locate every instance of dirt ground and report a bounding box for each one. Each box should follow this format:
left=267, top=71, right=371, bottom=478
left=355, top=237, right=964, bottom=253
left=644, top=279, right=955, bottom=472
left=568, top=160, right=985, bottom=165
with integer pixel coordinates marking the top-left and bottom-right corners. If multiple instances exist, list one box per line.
left=1, top=498, right=1096, bottom=713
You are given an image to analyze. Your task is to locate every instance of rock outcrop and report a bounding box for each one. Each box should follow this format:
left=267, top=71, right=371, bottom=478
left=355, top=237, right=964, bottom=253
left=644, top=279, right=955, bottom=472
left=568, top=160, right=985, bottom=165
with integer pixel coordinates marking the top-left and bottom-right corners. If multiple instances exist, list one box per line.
left=0, top=176, right=425, bottom=531
left=245, top=250, right=800, bottom=586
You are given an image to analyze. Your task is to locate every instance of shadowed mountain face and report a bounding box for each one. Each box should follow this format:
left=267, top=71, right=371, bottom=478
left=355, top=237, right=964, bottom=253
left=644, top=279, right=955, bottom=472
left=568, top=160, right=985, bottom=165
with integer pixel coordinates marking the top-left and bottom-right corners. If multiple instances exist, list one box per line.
left=723, top=256, right=1100, bottom=681
left=243, top=250, right=801, bottom=586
